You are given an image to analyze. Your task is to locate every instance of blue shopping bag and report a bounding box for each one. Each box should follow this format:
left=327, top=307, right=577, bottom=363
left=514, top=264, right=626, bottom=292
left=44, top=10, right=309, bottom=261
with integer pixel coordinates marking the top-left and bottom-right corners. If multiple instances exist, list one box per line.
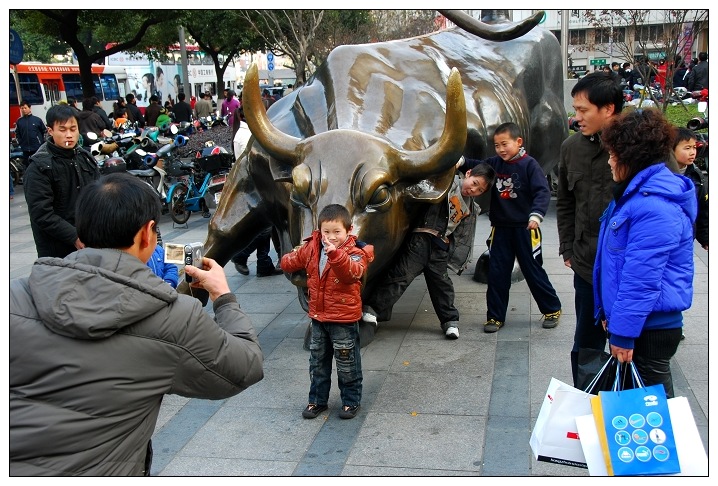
left=598, top=368, right=680, bottom=476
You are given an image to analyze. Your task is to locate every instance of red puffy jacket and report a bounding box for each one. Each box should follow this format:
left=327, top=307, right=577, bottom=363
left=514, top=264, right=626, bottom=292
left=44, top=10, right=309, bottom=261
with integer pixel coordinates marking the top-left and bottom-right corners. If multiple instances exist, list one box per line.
left=281, top=231, right=374, bottom=323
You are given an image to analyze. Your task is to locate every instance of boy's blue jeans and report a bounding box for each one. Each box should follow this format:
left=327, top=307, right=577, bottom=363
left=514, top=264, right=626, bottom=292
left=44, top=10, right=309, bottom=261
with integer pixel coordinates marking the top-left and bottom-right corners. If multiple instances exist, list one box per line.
left=308, top=320, right=362, bottom=408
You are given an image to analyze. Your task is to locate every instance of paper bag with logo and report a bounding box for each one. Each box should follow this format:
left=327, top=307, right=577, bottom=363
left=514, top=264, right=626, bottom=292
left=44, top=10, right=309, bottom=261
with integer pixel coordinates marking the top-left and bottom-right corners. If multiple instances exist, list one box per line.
left=598, top=383, right=680, bottom=476
left=529, top=377, right=594, bottom=468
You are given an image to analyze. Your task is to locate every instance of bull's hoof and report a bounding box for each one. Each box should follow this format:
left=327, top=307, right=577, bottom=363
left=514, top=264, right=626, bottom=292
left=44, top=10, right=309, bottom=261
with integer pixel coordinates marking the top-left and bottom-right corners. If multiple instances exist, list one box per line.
left=176, top=281, right=210, bottom=306
left=302, top=320, right=377, bottom=350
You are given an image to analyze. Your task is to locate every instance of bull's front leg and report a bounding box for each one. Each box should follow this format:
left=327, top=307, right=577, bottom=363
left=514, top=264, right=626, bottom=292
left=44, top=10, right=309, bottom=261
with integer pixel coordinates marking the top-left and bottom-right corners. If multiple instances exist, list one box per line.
left=177, top=166, right=274, bottom=304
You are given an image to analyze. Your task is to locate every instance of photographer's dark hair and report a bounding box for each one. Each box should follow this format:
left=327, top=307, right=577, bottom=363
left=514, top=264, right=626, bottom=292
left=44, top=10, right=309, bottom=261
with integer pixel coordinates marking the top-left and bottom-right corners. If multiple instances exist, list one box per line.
left=318, top=204, right=352, bottom=230
left=46, top=104, right=78, bottom=127
left=76, top=173, right=162, bottom=248
left=601, top=108, right=674, bottom=182
left=571, top=71, right=624, bottom=114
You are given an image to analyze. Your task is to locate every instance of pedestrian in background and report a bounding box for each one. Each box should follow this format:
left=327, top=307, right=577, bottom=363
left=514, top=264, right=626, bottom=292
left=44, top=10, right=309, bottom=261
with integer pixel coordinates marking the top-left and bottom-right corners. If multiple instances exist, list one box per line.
left=125, top=93, right=146, bottom=128
left=194, top=91, right=213, bottom=119
left=221, top=89, right=240, bottom=127
left=14, top=100, right=46, bottom=168
left=281, top=204, right=374, bottom=420
left=92, top=96, right=113, bottom=131
left=595, top=108, right=695, bottom=398
left=171, top=92, right=193, bottom=123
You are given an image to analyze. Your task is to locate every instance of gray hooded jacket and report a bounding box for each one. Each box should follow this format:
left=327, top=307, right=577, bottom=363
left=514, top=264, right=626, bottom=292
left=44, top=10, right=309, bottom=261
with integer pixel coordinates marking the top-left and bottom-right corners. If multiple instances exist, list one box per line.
left=10, top=248, right=264, bottom=476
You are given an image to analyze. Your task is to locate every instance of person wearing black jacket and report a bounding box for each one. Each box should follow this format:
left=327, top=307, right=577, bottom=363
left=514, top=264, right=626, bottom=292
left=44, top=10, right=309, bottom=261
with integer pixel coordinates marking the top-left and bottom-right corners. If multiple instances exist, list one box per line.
left=125, top=93, right=146, bottom=128
left=171, top=92, right=193, bottom=123
left=14, top=100, right=47, bottom=166
left=23, top=104, right=100, bottom=258
left=145, top=95, right=162, bottom=127
left=91, top=96, right=113, bottom=131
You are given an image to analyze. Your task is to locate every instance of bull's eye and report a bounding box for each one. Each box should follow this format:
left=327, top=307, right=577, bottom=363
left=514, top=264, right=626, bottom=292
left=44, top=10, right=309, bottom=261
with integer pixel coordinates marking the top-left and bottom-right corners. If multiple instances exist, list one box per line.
left=366, top=184, right=390, bottom=210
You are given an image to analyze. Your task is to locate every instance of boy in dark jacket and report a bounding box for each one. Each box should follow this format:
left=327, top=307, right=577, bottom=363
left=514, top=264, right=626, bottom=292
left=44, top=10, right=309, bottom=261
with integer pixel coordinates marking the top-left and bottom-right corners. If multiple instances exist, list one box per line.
left=673, top=127, right=708, bottom=250
left=281, top=204, right=374, bottom=420
left=463, top=122, right=562, bottom=333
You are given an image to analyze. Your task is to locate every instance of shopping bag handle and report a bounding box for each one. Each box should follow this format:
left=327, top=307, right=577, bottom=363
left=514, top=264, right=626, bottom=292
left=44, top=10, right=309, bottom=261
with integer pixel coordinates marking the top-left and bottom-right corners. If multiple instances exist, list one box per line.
left=611, top=361, right=646, bottom=391
left=583, top=355, right=618, bottom=393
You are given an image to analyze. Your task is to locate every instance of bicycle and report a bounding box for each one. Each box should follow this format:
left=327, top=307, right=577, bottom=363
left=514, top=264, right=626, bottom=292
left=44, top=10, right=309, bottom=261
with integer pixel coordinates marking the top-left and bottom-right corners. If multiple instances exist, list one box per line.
left=166, top=143, right=233, bottom=224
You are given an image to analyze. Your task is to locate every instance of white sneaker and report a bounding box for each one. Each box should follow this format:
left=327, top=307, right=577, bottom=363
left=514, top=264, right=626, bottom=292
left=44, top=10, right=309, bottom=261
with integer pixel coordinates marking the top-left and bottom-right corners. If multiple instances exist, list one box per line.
left=445, top=326, right=460, bottom=339
left=362, top=312, right=378, bottom=325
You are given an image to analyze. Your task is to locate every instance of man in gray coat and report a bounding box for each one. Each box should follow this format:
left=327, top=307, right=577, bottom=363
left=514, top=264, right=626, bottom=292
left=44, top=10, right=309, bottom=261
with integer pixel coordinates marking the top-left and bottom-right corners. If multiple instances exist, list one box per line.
left=10, top=172, right=264, bottom=476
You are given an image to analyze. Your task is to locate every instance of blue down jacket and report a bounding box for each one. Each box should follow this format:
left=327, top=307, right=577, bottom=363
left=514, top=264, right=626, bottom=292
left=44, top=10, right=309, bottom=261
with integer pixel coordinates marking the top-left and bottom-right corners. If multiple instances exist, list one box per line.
left=593, top=163, right=697, bottom=350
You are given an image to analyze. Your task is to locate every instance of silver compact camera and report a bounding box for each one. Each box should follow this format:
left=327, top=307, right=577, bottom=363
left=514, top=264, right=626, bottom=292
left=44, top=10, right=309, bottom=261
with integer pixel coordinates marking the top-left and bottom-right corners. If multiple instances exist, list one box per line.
left=165, top=242, right=204, bottom=283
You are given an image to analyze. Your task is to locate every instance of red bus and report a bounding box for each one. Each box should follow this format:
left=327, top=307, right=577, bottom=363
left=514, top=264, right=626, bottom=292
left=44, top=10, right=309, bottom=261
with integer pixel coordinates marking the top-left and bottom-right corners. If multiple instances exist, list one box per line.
left=10, top=62, right=129, bottom=136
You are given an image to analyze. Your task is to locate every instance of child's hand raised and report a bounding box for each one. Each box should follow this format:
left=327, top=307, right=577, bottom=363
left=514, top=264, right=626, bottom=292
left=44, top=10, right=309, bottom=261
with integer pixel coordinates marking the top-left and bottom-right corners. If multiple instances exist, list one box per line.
left=322, top=235, right=336, bottom=253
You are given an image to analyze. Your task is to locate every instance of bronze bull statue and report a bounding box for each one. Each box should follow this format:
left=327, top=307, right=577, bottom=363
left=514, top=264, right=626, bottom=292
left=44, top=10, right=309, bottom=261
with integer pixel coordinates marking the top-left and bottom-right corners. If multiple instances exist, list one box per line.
left=183, top=10, right=567, bottom=343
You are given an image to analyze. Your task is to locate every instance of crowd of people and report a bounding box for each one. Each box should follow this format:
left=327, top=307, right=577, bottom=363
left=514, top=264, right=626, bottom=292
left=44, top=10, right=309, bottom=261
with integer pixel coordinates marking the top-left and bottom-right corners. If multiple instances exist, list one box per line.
left=9, top=60, right=707, bottom=475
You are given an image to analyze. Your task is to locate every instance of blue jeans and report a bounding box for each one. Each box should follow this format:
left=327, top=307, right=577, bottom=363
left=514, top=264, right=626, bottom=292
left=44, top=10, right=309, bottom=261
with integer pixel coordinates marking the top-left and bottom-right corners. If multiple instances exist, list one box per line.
left=308, top=320, right=362, bottom=408
left=571, top=273, right=607, bottom=386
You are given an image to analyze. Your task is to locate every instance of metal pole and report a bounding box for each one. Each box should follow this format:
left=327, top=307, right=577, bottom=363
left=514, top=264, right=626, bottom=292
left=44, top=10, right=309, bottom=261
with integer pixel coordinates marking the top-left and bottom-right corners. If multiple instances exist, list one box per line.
left=178, top=26, right=190, bottom=97
left=561, top=10, right=569, bottom=78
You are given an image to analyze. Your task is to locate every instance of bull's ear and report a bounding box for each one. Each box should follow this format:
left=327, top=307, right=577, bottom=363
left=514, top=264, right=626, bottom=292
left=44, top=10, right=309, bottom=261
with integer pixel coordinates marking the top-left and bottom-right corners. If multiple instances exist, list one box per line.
left=403, top=170, right=456, bottom=203
left=269, top=158, right=294, bottom=183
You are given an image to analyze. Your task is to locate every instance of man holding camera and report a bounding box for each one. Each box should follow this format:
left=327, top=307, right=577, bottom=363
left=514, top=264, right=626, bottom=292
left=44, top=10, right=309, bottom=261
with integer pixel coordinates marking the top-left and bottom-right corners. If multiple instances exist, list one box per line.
left=10, top=172, right=264, bottom=476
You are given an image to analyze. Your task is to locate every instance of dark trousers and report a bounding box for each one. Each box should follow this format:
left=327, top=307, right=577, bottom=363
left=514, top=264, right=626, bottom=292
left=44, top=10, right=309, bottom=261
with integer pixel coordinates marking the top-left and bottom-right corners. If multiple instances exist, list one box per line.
left=487, top=226, right=561, bottom=322
left=308, top=320, right=362, bottom=407
left=632, top=328, right=682, bottom=398
left=571, top=273, right=607, bottom=386
left=365, top=233, right=459, bottom=326
left=231, top=226, right=275, bottom=274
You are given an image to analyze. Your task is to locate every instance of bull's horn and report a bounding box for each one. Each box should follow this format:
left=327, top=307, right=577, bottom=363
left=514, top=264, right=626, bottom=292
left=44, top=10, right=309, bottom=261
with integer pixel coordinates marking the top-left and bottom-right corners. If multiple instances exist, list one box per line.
left=242, top=63, right=300, bottom=164
left=438, top=9, right=543, bottom=41
left=395, top=67, right=466, bottom=179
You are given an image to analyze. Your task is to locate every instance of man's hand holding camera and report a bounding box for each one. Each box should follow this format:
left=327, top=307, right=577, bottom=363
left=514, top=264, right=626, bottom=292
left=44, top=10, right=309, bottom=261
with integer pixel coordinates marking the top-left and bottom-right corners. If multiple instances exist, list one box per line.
left=185, top=258, right=231, bottom=301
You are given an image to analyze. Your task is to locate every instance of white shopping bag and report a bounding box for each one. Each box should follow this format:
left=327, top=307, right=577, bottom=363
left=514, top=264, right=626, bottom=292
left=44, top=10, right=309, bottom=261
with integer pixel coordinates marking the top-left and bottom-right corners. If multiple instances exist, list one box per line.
left=529, top=377, right=595, bottom=468
left=576, top=396, right=708, bottom=476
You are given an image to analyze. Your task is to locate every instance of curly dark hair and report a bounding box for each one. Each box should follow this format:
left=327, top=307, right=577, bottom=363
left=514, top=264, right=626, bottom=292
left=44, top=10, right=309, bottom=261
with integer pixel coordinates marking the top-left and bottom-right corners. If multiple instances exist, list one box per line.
left=601, top=108, right=674, bottom=181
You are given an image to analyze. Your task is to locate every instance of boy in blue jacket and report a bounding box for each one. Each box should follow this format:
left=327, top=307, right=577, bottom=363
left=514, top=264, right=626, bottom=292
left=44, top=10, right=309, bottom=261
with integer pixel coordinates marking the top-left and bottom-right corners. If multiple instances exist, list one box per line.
left=146, top=228, right=178, bottom=288
left=463, top=122, right=562, bottom=333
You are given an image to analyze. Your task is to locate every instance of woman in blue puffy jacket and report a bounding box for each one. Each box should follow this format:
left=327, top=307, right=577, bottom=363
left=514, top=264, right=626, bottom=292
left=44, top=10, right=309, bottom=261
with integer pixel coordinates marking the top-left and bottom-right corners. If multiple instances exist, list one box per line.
left=594, top=108, right=697, bottom=398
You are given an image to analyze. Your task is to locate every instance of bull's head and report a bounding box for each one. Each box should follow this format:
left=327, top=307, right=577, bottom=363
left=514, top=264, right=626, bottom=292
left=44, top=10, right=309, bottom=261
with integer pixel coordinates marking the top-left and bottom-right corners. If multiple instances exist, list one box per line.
left=242, top=63, right=466, bottom=293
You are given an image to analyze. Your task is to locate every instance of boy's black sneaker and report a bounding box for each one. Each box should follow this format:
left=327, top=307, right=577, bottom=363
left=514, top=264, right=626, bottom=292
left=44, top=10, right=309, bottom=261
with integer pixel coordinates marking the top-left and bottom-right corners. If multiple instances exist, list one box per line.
left=339, top=404, right=360, bottom=419
left=302, top=403, right=328, bottom=419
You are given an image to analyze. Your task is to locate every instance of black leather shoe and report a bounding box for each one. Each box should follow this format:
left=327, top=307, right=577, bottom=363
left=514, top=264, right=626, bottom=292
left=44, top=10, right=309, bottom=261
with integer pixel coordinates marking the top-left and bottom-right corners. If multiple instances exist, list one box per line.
left=234, top=263, right=250, bottom=275
left=257, top=267, right=283, bottom=277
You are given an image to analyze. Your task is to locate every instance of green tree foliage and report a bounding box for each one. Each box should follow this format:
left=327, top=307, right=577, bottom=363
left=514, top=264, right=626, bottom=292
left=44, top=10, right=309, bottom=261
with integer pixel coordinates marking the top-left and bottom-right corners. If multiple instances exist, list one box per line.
left=10, top=11, right=68, bottom=63
left=11, top=10, right=181, bottom=98
left=182, top=11, right=266, bottom=100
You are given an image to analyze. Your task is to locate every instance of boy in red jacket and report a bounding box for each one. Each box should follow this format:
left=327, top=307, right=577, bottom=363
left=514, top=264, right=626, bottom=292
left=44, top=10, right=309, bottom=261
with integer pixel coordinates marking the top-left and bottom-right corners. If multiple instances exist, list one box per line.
left=281, top=204, right=374, bottom=420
